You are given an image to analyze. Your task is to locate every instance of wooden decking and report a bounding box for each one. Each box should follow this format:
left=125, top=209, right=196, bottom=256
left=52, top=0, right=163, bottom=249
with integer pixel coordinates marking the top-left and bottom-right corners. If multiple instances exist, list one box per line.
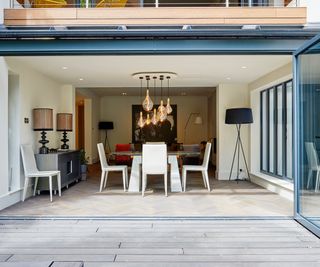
left=4, top=7, right=307, bottom=26
left=0, top=219, right=319, bottom=266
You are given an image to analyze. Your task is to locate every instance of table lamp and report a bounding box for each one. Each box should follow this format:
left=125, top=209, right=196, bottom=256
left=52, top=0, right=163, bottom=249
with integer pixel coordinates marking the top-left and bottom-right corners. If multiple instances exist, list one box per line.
left=57, top=113, right=73, bottom=150
left=33, top=108, right=53, bottom=154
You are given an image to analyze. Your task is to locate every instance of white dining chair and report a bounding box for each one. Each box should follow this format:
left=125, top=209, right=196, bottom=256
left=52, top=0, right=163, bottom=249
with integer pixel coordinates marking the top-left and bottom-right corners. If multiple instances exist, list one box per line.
left=305, top=142, right=320, bottom=192
left=142, top=144, right=168, bottom=197
left=97, top=143, right=128, bottom=192
left=20, top=144, right=61, bottom=202
left=182, top=142, right=211, bottom=192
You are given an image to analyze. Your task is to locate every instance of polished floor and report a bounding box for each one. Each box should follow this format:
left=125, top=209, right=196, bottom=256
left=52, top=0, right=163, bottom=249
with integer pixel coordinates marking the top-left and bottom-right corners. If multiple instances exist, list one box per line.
left=0, top=166, right=293, bottom=217
left=0, top=219, right=319, bottom=266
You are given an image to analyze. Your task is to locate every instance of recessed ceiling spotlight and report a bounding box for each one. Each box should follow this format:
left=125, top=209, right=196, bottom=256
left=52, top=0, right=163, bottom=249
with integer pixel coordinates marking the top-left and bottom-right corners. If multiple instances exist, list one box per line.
left=226, top=77, right=231, bottom=80
left=181, top=92, right=187, bottom=96
left=62, top=66, right=68, bottom=70
left=121, top=92, right=127, bottom=96
left=79, top=78, right=84, bottom=81
left=241, top=66, right=247, bottom=69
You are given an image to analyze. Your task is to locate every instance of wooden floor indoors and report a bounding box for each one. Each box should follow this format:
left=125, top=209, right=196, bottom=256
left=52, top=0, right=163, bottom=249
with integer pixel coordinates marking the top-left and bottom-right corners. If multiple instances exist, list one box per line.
left=0, top=165, right=293, bottom=217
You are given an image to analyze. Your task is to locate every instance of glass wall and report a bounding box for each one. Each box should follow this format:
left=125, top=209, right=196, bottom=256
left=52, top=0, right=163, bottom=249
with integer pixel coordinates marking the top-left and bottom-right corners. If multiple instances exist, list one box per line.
left=260, top=80, right=293, bottom=180
left=296, top=36, right=320, bottom=232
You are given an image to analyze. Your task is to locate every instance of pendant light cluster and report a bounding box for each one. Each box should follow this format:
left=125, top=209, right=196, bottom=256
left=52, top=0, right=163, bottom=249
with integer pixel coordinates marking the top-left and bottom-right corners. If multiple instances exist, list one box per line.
left=137, top=74, right=174, bottom=128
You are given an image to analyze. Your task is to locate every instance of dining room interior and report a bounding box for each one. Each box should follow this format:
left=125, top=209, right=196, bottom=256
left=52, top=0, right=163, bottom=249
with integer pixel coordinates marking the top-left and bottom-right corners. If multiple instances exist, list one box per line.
left=0, top=54, right=296, bottom=217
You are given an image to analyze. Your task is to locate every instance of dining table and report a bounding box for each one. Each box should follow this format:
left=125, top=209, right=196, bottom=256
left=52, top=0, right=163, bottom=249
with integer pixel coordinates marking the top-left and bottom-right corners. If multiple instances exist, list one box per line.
left=110, top=151, right=200, bottom=193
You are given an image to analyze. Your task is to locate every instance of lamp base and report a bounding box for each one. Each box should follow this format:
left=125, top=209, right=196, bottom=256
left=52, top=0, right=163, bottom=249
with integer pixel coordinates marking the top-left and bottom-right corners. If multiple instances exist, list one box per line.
left=39, top=130, right=49, bottom=154
left=61, top=131, right=69, bottom=150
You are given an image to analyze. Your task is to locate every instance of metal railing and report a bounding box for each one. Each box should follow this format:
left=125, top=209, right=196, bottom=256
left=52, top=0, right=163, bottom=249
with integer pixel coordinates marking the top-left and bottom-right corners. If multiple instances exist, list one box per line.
left=10, top=0, right=298, bottom=8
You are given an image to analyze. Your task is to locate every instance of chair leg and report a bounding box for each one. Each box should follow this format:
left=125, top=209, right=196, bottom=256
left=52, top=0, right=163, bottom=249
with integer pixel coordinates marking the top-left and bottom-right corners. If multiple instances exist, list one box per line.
left=125, top=167, right=129, bottom=189
left=33, top=177, right=39, bottom=197
left=307, top=169, right=313, bottom=190
left=22, top=176, right=29, bottom=202
left=182, top=169, right=187, bottom=192
left=104, top=171, right=109, bottom=189
left=49, top=176, right=53, bottom=202
left=57, top=173, right=62, bottom=197
left=164, top=172, right=168, bottom=197
left=201, top=171, right=207, bottom=188
left=316, top=171, right=320, bottom=192
left=99, top=170, right=105, bottom=192
left=122, top=169, right=126, bottom=192
left=142, top=173, right=147, bottom=197
left=203, top=170, right=211, bottom=192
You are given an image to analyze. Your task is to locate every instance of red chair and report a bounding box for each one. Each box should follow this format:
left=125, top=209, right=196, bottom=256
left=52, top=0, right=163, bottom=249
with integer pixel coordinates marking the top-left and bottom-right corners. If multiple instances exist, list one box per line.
left=115, top=144, right=132, bottom=166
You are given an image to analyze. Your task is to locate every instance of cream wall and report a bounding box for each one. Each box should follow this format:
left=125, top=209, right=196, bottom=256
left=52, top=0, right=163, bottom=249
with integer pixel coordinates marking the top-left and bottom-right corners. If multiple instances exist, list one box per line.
left=99, top=95, right=208, bottom=150
left=216, top=84, right=250, bottom=180
left=0, top=58, right=76, bottom=209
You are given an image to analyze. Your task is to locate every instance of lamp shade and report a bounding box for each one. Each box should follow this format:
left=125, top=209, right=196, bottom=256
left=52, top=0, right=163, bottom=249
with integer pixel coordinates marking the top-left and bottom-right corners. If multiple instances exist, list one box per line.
left=57, top=113, right=73, bottom=131
left=33, top=108, right=53, bottom=131
left=225, top=108, right=253, bottom=124
left=194, top=115, right=203, bottom=125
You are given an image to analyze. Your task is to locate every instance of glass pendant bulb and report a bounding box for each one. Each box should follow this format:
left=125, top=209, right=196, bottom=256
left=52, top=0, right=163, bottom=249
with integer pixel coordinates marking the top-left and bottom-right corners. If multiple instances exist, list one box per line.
left=166, top=98, right=172, bottom=115
left=151, top=108, right=158, bottom=125
left=158, top=100, right=167, bottom=122
left=138, top=111, right=145, bottom=128
left=145, top=114, right=151, bottom=125
left=142, top=89, right=153, bottom=112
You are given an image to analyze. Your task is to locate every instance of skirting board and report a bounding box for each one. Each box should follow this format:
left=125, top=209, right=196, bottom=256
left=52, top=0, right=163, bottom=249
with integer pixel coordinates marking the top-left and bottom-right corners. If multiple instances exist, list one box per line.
left=0, top=185, right=33, bottom=211
left=250, top=173, right=294, bottom=201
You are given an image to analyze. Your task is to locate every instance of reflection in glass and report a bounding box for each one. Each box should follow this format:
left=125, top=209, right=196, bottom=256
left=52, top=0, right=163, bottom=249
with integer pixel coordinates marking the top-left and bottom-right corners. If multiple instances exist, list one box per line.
left=297, top=41, right=320, bottom=229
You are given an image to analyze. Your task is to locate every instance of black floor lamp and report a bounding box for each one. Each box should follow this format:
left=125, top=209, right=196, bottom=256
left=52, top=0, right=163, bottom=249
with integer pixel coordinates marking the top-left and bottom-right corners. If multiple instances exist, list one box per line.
left=99, top=121, right=114, bottom=153
left=225, top=108, right=253, bottom=182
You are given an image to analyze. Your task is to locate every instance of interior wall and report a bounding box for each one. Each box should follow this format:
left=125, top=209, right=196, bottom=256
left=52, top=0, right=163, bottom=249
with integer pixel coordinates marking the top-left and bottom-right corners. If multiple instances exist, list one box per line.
left=207, top=90, right=217, bottom=165
left=8, top=73, right=21, bottom=192
left=249, top=62, right=292, bottom=175
left=99, top=95, right=208, bottom=150
left=76, top=89, right=100, bottom=164
left=216, top=83, right=250, bottom=180
left=4, top=58, right=75, bottom=204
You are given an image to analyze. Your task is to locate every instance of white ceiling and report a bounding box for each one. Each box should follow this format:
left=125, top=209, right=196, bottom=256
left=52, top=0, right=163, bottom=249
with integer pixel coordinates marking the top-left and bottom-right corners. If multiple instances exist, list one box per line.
left=9, top=55, right=292, bottom=96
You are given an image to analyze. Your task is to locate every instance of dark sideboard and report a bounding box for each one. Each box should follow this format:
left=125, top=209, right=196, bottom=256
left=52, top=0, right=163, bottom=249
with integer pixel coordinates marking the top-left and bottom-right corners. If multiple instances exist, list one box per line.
left=35, top=150, right=81, bottom=191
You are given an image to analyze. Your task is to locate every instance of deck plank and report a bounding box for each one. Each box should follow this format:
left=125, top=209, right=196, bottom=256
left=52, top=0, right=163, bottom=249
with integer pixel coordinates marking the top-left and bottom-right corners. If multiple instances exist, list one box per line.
left=0, top=219, right=319, bottom=265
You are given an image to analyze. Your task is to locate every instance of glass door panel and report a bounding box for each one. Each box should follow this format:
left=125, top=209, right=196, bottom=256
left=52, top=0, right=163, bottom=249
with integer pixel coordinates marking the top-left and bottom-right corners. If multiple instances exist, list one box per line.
left=295, top=34, right=320, bottom=235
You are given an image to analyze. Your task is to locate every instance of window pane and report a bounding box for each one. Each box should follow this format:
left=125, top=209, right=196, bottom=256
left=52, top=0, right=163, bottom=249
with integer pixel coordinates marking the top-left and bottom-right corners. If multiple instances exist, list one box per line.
left=269, top=89, right=274, bottom=173
left=262, top=91, right=268, bottom=171
left=277, top=85, right=283, bottom=176
left=286, top=82, right=293, bottom=179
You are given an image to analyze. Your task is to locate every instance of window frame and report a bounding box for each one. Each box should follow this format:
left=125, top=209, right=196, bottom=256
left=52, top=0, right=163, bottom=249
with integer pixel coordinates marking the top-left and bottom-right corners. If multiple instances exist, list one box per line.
left=260, top=79, right=293, bottom=181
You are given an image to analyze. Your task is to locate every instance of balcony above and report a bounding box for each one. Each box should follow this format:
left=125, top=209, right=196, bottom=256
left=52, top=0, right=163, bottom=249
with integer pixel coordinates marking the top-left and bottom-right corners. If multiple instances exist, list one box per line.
left=4, top=7, right=306, bottom=27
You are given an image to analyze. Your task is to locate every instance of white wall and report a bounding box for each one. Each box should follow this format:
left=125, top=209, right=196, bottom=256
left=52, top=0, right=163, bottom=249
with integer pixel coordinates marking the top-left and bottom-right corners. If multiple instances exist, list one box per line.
left=216, top=84, right=250, bottom=180
left=299, top=0, right=320, bottom=24
left=0, top=58, right=76, bottom=209
left=99, top=95, right=208, bottom=150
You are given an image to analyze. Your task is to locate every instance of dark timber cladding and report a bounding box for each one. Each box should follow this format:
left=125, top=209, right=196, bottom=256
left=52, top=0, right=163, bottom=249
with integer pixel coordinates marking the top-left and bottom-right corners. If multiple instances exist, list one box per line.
left=0, top=27, right=318, bottom=55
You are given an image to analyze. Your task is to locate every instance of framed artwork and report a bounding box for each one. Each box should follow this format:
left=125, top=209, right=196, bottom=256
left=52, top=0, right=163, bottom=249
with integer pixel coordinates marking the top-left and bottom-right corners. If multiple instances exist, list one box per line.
left=132, top=104, right=177, bottom=144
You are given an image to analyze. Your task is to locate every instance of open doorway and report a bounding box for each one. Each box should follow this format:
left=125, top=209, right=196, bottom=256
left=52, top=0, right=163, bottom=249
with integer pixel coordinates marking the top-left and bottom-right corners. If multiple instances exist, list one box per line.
left=0, top=55, right=293, bottom=217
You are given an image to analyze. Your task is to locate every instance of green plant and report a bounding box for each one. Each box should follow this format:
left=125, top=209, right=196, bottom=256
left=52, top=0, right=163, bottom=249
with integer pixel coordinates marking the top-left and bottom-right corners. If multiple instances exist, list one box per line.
left=80, top=149, right=89, bottom=165
left=80, top=0, right=91, bottom=8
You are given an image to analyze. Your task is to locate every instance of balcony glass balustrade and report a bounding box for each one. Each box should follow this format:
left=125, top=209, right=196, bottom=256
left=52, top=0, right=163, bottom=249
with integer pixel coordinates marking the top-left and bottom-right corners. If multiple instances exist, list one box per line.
left=11, top=0, right=298, bottom=8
